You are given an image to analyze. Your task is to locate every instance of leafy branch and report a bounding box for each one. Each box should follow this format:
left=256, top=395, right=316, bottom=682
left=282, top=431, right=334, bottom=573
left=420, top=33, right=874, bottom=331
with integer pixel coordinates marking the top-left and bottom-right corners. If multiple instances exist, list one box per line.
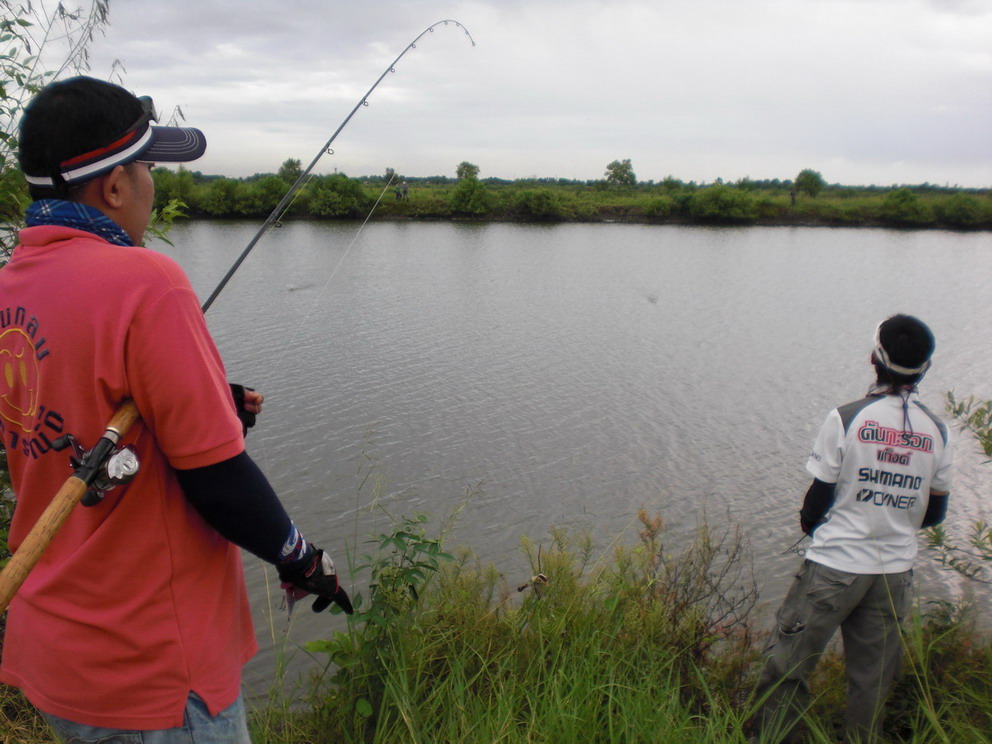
left=1, top=1, right=112, bottom=260
left=923, top=392, right=992, bottom=583
left=945, top=392, right=992, bottom=461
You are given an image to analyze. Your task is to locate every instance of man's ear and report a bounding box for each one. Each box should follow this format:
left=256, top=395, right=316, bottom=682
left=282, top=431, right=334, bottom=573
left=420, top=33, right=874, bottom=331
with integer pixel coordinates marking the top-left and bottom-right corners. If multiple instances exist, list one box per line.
left=98, top=165, right=130, bottom=209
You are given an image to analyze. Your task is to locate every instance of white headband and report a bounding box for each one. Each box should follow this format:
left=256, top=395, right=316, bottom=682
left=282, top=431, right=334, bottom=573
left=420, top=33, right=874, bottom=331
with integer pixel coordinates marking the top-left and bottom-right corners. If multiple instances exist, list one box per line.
left=873, top=322, right=931, bottom=375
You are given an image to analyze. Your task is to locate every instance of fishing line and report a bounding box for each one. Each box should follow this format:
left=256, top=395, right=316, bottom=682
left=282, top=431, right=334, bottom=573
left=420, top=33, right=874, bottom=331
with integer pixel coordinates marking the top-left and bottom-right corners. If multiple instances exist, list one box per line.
left=780, top=534, right=809, bottom=557
left=271, top=173, right=316, bottom=228
left=200, top=19, right=475, bottom=314
left=315, top=173, right=397, bottom=291
left=197, top=17, right=474, bottom=436
left=225, top=21, right=473, bottom=497
left=269, top=172, right=398, bottom=362
left=0, top=25, right=478, bottom=616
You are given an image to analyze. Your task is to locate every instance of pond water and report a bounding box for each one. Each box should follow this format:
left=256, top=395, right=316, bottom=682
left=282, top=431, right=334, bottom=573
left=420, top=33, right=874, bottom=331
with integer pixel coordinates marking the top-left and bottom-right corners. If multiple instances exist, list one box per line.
left=159, top=220, right=992, bottom=694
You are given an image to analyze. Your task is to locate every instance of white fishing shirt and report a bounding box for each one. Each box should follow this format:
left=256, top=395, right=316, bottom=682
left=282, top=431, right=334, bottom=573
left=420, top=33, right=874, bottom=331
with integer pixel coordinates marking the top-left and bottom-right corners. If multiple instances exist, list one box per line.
left=805, top=392, right=953, bottom=574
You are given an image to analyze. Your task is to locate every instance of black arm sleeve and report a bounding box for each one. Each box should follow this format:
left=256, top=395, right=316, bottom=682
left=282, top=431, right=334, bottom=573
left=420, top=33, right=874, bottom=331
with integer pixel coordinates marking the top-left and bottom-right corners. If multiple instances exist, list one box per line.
left=921, top=492, right=949, bottom=528
left=175, top=451, right=294, bottom=565
left=800, top=478, right=837, bottom=532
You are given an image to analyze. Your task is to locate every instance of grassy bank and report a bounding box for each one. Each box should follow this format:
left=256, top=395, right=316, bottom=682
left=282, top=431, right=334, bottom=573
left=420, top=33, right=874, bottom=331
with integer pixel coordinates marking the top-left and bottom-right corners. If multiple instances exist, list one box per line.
left=2, top=509, right=990, bottom=743
left=254, top=510, right=992, bottom=743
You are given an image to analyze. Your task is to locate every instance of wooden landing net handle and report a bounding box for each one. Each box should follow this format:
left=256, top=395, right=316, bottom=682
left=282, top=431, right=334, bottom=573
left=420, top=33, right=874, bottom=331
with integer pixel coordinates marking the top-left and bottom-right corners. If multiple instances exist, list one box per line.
left=0, top=400, right=140, bottom=614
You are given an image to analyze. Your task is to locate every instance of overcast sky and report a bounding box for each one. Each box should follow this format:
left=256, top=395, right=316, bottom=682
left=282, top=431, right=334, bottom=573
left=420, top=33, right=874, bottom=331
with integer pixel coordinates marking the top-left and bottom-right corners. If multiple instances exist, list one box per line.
left=71, top=0, right=992, bottom=186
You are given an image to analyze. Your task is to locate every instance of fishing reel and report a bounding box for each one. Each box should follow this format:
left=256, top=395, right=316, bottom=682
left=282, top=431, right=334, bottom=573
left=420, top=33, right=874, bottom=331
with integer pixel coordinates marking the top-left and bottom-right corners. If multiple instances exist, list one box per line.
left=51, top=433, right=140, bottom=506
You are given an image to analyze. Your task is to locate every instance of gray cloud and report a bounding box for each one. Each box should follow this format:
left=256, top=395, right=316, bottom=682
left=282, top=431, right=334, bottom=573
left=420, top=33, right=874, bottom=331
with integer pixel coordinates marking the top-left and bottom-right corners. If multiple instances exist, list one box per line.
left=76, top=0, right=991, bottom=186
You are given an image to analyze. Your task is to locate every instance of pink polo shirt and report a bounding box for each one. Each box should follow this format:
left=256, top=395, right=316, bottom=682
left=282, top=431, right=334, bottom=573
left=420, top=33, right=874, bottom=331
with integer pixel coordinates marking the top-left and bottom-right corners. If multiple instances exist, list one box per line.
left=0, top=225, right=257, bottom=728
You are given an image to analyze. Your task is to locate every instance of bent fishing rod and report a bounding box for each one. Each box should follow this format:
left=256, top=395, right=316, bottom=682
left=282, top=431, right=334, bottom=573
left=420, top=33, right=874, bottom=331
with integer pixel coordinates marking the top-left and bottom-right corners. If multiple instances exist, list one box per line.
left=0, top=19, right=476, bottom=614
left=201, top=18, right=475, bottom=312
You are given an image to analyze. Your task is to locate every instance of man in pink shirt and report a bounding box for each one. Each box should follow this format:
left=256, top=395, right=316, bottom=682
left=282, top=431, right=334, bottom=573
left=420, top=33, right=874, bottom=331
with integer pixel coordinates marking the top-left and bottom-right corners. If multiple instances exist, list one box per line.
left=0, top=76, right=350, bottom=742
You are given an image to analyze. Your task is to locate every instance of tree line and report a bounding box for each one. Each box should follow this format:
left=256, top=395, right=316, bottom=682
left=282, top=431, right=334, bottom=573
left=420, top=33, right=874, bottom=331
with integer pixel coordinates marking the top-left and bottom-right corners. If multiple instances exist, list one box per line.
left=151, top=159, right=992, bottom=229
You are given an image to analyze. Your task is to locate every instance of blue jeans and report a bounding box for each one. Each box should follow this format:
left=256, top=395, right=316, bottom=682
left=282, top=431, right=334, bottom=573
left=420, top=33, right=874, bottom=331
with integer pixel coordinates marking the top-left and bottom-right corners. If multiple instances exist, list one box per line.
left=41, top=692, right=252, bottom=744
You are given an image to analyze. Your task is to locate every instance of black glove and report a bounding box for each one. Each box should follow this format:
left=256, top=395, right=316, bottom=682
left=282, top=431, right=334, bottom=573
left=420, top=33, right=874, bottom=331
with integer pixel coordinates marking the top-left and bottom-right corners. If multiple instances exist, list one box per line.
left=229, top=383, right=257, bottom=437
left=277, top=547, right=353, bottom=615
left=800, top=517, right=820, bottom=536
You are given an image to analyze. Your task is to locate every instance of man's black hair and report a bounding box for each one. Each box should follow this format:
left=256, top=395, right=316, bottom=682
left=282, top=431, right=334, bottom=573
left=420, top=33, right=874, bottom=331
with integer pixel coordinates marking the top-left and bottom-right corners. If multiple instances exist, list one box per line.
left=18, top=75, right=144, bottom=200
left=874, top=314, right=935, bottom=387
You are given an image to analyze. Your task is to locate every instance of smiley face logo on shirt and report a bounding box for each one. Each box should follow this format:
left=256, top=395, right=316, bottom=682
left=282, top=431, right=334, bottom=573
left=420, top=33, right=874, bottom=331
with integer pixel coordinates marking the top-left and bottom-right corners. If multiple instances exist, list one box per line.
left=0, top=328, right=40, bottom=433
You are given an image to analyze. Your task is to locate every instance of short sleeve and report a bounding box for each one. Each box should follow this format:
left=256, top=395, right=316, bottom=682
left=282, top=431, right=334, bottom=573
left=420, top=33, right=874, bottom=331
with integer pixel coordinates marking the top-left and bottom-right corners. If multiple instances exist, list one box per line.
left=123, top=258, right=245, bottom=469
left=806, top=409, right=843, bottom=484
left=931, top=427, right=954, bottom=493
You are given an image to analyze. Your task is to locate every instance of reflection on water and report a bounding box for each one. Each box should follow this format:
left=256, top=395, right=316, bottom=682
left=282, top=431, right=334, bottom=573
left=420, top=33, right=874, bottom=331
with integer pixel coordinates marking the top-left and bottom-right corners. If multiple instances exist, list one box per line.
left=160, top=221, right=992, bottom=694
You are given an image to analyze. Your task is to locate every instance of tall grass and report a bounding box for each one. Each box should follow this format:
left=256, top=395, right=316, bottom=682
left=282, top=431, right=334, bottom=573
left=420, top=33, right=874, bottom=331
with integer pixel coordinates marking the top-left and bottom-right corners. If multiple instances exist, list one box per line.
left=264, top=510, right=761, bottom=743
left=248, top=509, right=992, bottom=743
left=2, top=505, right=990, bottom=742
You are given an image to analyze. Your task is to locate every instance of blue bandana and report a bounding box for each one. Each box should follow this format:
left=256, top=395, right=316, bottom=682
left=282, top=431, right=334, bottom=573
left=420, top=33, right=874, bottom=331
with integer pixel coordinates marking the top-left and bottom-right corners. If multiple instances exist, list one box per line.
left=25, top=199, right=134, bottom=247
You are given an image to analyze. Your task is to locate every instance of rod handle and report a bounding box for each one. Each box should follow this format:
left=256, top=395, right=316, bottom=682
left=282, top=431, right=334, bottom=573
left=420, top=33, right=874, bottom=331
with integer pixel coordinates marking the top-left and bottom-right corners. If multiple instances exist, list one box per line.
left=0, top=401, right=140, bottom=614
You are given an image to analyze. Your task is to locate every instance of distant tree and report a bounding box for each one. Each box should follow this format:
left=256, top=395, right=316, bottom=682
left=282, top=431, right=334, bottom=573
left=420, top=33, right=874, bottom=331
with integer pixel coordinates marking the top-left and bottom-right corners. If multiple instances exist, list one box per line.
left=234, top=175, right=287, bottom=216
left=278, top=158, right=303, bottom=184
left=794, top=168, right=826, bottom=198
left=605, top=159, right=636, bottom=187
left=199, top=178, right=239, bottom=216
left=456, top=161, right=480, bottom=181
left=153, top=165, right=196, bottom=206
left=385, top=167, right=396, bottom=183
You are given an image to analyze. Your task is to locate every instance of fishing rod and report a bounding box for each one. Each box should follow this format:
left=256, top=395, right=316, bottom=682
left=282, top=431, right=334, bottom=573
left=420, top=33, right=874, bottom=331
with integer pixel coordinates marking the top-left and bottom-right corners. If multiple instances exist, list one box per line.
left=0, top=20, right=476, bottom=614
left=201, top=18, right=476, bottom=312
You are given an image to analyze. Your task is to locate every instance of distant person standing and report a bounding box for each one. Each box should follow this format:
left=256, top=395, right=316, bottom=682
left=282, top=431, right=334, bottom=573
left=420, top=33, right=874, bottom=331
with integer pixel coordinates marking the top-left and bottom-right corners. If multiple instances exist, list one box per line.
left=753, top=315, right=952, bottom=744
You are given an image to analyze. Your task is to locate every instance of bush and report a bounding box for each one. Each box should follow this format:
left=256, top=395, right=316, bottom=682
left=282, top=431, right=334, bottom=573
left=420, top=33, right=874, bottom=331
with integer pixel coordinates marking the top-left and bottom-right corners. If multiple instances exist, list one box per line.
left=642, top=196, right=674, bottom=219
left=449, top=178, right=490, bottom=215
left=198, top=178, right=240, bottom=216
left=754, top=195, right=786, bottom=220
left=796, top=199, right=865, bottom=225
left=880, top=188, right=936, bottom=226
left=297, top=175, right=369, bottom=219
left=934, top=193, right=988, bottom=227
left=513, top=189, right=567, bottom=221
left=688, top=185, right=759, bottom=223
left=231, top=176, right=286, bottom=217
left=407, top=194, right=454, bottom=218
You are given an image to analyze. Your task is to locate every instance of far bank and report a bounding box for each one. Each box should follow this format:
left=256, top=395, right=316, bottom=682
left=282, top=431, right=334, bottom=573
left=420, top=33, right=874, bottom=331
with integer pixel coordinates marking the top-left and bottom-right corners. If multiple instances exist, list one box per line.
left=149, top=169, right=992, bottom=231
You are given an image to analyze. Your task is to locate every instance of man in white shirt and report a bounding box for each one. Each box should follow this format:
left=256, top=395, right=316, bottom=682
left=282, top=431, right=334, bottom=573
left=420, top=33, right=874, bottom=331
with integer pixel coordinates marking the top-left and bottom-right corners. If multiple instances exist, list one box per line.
left=754, top=314, right=952, bottom=744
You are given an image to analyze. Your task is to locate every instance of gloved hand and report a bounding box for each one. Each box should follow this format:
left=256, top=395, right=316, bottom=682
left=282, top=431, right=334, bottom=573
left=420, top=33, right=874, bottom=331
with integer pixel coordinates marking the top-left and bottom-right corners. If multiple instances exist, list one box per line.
left=229, top=383, right=260, bottom=437
left=277, top=546, right=353, bottom=615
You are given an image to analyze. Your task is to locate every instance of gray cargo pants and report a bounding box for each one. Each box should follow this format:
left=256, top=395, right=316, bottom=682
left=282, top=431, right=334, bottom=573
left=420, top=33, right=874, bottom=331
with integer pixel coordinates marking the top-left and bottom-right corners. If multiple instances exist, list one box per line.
left=753, top=559, right=913, bottom=744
